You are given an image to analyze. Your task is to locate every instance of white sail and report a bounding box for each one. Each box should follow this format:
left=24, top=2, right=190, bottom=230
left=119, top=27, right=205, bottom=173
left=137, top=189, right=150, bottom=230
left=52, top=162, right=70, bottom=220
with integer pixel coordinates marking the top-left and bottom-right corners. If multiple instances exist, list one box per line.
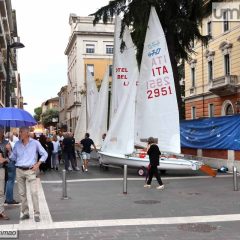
left=102, top=20, right=139, bottom=154
left=87, top=67, right=109, bottom=147
left=101, top=75, right=137, bottom=154
left=135, top=7, right=180, bottom=153
left=74, top=95, right=87, bottom=143
left=86, top=69, right=98, bottom=124
left=111, top=16, right=138, bottom=119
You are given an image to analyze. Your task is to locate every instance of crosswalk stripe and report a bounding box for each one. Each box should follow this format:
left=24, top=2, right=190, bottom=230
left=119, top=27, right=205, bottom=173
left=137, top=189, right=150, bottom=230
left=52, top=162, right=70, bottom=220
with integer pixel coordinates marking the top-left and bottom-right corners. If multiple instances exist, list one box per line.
left=41, top=174, right=231, bottom=184
left=19, top=178, right=52, bottom=225
left=2, top=213, right=240, bottom=231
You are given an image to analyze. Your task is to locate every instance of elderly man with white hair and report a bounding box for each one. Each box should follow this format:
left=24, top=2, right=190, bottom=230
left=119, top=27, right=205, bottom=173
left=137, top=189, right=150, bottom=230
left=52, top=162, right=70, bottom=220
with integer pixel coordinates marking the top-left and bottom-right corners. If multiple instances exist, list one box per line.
left=8, top=127, right=48, bottom=222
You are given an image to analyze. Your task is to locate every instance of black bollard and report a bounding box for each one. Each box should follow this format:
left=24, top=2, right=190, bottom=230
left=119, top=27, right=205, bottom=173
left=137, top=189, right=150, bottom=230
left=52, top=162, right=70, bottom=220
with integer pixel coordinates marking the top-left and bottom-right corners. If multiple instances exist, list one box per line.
left=233, top=166, right=238, bottom=191
left=62, top=169, right=69, bottom=199
left=123, top=165, right=128, bottom=194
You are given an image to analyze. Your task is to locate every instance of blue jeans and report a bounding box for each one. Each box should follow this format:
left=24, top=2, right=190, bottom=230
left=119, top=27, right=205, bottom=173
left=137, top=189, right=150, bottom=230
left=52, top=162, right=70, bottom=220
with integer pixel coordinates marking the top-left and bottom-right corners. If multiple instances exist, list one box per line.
left=5, top=161, right=16, bottom=203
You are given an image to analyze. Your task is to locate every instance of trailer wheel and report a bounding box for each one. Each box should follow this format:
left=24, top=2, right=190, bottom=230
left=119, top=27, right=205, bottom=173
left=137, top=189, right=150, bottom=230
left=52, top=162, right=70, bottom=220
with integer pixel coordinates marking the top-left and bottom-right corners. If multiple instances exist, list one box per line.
left=99, top=163, right=109, bottom=170
left=160, top=170, right=166, bottom=174
left=137, top=167, right=146, bottom=176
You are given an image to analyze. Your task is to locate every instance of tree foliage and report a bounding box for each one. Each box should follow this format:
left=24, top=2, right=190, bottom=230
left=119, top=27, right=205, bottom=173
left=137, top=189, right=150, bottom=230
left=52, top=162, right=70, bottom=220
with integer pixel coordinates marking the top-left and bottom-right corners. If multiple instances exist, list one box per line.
left=91, top=0, right=220, bottom=119
left=41, top=109, right=59, bottom=128
left=33, top=107, right=42, bottom=122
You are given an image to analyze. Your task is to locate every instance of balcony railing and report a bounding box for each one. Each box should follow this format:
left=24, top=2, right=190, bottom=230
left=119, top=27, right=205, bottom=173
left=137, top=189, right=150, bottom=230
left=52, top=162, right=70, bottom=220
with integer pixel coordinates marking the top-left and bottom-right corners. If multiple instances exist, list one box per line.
left=209, top=75, right=238, bottom=96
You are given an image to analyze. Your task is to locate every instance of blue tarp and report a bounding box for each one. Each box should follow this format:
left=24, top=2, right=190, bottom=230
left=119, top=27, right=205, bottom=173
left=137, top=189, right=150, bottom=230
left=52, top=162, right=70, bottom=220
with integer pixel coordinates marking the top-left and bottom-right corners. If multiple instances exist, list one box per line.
left=180, top=115, right=240, bottom=150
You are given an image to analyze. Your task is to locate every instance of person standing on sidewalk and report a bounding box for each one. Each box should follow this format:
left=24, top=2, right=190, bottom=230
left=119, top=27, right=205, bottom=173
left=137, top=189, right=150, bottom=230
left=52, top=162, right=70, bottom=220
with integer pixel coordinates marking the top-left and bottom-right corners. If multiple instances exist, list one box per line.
left=9, top=127, right=48, bottom=222
left=0, top=129, right=10, bottom=220
left=5, top=132, right=19, bottom=205
left=80, top=133, right=97, bottom=172
left=144, top=137, right=164, bottom=190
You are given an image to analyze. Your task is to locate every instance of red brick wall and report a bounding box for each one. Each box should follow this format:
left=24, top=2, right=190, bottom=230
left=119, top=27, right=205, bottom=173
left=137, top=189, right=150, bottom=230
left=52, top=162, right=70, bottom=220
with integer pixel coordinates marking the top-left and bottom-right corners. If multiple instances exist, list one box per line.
left=185, top=95, right=239, bottom=120
left=182, top=147, right=240, bottom=161
left=202, top=149, right=228, bottom=159
left=235, top=151, right=240, bottom=161
left=181, top=148, right=197, bottom=156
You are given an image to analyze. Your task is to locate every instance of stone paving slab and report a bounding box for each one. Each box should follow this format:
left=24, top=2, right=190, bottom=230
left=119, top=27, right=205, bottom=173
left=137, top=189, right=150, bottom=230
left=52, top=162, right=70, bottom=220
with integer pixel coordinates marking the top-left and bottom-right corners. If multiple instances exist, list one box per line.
left=17, top=221, right=240, bottom=240
left=1, top=161, right=238, bottom=240
left=42, top=175, right=240, bottom=222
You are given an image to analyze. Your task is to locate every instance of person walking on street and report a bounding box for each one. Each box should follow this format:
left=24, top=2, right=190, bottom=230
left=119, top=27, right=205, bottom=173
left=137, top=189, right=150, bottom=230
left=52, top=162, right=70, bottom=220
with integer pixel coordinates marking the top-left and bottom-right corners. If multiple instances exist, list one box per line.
left=69, top=132, right=80, bottom=170
left=38, top=134, right=48, bottom=173
left=9, top=127, right=48, bottom=222
left=46, top=137, right=53, bottom=170
left=80, top=133, right=97, bottom=172
left=52, top=135, right=60, bottom=170
left=62, top=132, right=76, bottom=171
left=144, top=137, right=164, bottom=190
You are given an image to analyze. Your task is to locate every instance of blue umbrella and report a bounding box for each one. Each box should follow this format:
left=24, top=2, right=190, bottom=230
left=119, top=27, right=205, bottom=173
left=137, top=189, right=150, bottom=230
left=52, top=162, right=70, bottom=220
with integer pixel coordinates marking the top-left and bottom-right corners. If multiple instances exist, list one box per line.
left=0, top=107, right=37, bottom=127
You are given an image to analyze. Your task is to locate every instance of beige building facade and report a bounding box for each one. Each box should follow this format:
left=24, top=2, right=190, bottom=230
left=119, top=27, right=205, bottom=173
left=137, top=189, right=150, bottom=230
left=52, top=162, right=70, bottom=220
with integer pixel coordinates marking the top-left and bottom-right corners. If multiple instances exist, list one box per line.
left=185, top=19, right=240, bottom=119
left=58, top=85, right=68, bottom=131
left=41, top=97, right=59, bottom=114
left=64, top=14, right=114, bottom=133
left=184, top=16, right=240, bottom=169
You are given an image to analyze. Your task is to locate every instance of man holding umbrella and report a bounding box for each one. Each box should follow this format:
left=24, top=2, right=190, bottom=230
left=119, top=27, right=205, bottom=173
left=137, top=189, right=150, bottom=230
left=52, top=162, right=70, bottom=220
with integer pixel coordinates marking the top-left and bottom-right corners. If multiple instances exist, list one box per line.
left=8, top=127, right=48, bottom=222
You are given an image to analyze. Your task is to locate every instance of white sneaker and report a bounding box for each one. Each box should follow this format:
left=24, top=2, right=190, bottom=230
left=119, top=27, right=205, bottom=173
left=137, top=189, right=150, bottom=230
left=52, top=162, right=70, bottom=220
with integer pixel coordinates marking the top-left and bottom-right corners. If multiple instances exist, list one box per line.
left=156, top=185, right=164, bottom=190
left=144, top=184, right=151, bottom=188
left=75, top=167, right=80, bottom=171
left=85, top=169, right=88, bottom=172
left=68, top=167, right=73, bottom=171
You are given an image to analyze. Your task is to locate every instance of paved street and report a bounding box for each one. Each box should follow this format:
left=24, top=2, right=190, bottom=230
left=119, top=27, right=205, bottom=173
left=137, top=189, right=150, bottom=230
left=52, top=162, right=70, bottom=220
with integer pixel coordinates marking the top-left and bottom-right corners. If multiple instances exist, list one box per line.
left=1, top=160, right=240, bottom=240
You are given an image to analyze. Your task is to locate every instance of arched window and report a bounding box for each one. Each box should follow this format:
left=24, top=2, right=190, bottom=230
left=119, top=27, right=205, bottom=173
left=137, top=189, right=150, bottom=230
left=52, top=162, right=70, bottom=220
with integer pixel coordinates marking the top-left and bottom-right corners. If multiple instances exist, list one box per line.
left=221, top=100, right=235, bottom=116
left=225, top=104, right=233, bottom=115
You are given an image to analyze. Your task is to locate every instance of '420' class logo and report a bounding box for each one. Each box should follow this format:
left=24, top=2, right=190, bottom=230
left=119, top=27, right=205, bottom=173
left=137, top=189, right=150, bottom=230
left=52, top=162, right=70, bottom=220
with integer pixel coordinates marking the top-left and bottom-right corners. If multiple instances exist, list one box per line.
left=148, top=48, right=161, bottom=57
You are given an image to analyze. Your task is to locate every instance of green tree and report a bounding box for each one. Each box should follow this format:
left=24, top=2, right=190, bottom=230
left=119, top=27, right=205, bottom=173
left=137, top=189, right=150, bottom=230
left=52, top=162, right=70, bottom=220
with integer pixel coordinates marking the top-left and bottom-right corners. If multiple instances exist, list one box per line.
left=41, top=109, right=59, bottom=128
left=34, top=107, right=42, bottom=122
left=92, top=0, right=218, bottom=119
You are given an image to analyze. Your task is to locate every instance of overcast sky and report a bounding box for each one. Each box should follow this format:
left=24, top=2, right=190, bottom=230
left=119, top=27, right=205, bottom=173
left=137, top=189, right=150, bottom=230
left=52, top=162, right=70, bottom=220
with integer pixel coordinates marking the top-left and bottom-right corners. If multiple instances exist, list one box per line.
left=11, top=0, right=110, bottom=114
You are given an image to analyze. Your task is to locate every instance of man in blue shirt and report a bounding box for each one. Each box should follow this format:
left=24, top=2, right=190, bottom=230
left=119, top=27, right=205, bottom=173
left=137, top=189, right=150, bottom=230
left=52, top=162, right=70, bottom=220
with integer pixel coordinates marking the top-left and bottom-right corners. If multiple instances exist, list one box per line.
left=9, top=127, right=48, bottom=222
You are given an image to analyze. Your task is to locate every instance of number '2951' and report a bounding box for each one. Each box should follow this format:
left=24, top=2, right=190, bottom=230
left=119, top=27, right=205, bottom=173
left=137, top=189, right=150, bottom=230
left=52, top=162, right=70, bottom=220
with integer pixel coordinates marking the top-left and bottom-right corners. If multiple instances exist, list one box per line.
left=147, top=86, right=172, bottom=99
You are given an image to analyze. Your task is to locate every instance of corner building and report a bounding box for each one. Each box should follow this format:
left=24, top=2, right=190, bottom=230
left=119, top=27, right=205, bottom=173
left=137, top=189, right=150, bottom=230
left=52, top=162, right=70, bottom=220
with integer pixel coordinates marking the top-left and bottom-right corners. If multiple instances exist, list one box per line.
left=184, top=16, right=240, bottom=167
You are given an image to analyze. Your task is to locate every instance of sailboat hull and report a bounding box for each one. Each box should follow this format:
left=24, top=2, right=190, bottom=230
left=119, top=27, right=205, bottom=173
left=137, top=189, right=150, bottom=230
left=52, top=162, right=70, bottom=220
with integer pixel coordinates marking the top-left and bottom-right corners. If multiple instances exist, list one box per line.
left=99, top=151, right=203, bottom=171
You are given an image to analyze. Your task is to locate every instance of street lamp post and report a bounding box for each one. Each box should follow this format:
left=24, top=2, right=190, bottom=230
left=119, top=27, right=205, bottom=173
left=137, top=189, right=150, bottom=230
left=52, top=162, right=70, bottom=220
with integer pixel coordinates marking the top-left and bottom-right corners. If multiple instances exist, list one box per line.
left=5, top=41, right=25, bottom=107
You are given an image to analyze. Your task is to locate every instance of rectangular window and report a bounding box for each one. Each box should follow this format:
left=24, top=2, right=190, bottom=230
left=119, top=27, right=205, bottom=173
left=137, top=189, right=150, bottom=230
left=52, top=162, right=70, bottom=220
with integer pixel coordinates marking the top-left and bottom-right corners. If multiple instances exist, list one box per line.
left=223, top=11, right=229, bottom=32
left=191, top=67, right=195, bottom=87
left=86, top=44, right=95, bottom=54
left=207, top=21, right=212, bottom=37
left=224, top=54, right=230, bottom=75
left=191, top=106, right=196, bottom=119
left=109, top=65, right=113, bottom=77
left=209, top=104, right=214, bottom=117
left=87, top=64, right=94, bottom=76
left=208, top=61, right=213, bottom=81
left=106, top=45, right=113, bottom=54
